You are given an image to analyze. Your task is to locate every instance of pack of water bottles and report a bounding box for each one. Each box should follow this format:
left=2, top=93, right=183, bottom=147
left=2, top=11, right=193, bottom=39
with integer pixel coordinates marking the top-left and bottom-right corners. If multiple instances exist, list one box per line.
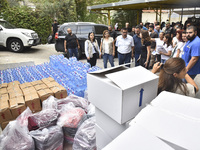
left=0, top=55, right=101, bottom=97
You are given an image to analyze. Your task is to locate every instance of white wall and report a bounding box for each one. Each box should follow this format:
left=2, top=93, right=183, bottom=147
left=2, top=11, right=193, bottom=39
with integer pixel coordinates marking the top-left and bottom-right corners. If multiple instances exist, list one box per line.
left=142, top=12, right=194, bottom=24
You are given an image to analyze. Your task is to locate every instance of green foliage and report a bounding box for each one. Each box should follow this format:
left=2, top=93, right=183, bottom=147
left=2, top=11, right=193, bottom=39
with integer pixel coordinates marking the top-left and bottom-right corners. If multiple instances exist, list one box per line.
left=2, top=6, right=52, bottom=43
left=33, top=0, right=77, bottom=24
left=0, top=0, right=8, bottom=15
left=112, top=10, right=139, bottom=29
left=2, top=0, right=139, bottom=44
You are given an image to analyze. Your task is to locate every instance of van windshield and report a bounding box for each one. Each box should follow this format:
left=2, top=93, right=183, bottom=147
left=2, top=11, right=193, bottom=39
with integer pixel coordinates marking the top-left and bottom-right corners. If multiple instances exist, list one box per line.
left=0, top=21, right=16, bottom=29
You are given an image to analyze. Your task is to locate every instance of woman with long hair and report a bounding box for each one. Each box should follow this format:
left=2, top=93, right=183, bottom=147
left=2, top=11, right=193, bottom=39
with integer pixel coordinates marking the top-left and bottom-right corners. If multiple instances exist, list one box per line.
left=172, top=30, right=185, bottom=58
left=138, top=30, right=151, bottom=69
left=85, top=32, right=101, bottom=67
left=100, top=30, right=115, bottom=68
left=159, top=34, right=173, bottom=63
left=152, top=57, right=199, bottom=97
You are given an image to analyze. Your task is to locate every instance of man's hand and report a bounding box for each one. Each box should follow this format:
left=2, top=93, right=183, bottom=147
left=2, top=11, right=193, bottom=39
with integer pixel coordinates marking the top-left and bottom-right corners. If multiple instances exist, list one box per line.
left=87, top=57, right=90, bottom=60
left=65, top=49, right=67, bottom=52
left=131, top=53, right=134, bottom=59
left=78, top=45, right=80, bottom=49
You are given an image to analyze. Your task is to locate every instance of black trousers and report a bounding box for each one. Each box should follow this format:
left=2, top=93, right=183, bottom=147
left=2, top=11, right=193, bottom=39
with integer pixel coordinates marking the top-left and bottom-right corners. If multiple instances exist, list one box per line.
left=87, top=53, right=97, bottom=67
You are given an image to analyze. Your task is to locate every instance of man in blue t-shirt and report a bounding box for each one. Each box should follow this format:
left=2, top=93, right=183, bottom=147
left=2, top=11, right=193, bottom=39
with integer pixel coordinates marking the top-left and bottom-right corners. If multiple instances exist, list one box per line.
left=182, top=26, right=200, bottom=79
left=133, top=26, right=142, bottom=66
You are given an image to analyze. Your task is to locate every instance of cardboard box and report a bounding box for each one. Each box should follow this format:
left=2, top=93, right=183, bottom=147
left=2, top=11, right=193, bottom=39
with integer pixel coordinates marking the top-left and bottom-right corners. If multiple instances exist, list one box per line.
left=151, top=91, right=200, bottom=119
left=37, top=88, right=54, bottom=102
left=30, top=80, right=43, bottom=86
left=95, top=124, right=113, bottom=150
left=8, top=88, right=23, bottom=99
left=0, top=88, right=8, bottom=95
left=34, top=83, right=48, bottom=91
left=45, top=81, right=60, bottom=88
left=22, top=86, right=37, bottom=95
left=1, top=120, right=14, bottom=130
left=8, top=81, right=20, bottom=87
left=130, top=105, right=200, bottom=150
left=0, top=93, right=9, bottom=101
left=95, top=108, right=129, bottom=139
left=87, top=66, right=159, bottom=124
left=25, top=93, right=42, bottom=113
left=41, top=77, right=55, bottom=83
left=50, top=85, right=67, bottom=99
left=0, top=99, right=13, bottom=123
left=103, top=123, right=174, bottom=150
left=9, top=96, right=26, bottom=118
left=19, top=82, right=32, bottom=89
left=0, top=83, right=8, bottom=88
left=7, top=84, right=20, bottom=92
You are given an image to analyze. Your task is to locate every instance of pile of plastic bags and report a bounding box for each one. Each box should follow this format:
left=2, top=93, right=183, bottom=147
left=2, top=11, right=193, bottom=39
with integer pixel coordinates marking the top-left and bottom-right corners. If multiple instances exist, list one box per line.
left=0, top=94, right=96, bottom=150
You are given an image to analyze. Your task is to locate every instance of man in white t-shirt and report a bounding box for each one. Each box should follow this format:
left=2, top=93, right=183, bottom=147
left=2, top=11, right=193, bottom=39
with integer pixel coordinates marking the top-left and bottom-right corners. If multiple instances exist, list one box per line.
left=116, top=28, right=134, bottom=67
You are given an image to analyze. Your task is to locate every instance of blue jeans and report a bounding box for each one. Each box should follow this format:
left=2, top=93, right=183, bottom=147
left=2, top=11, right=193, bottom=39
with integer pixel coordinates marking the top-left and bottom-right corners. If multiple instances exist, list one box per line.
left=161, top=59, right=166, bottom=64
left=103, top=53, right=114, bottom=68
left=135, top=53, right=140, bottom=67
left=68, top=48, right=78, bottom=60
left=118, top=52, right=131, bottom=67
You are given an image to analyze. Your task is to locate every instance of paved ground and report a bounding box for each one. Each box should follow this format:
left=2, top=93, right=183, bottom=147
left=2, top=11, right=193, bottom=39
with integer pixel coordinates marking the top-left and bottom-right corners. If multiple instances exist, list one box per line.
left=0, top=43, right=199, bottom=97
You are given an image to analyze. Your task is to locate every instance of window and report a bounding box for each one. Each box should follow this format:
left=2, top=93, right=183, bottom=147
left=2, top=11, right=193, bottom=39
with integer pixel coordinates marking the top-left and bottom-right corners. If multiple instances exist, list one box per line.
left=80, top=26, right=94, bottom=34
left=95, top=25, right=108, bottom=34
left=63, top=25, right=77, bottom=34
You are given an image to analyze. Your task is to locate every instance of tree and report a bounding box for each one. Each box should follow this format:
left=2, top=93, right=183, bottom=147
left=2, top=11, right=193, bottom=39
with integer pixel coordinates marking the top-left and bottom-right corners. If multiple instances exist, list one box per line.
left=0, top=0, right=8, bottom=16
left=112, top=10, right=139, bottom=29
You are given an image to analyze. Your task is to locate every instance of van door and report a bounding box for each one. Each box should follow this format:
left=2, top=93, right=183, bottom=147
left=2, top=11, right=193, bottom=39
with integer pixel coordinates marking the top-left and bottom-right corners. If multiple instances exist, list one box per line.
left=78, top=25, right=94, bottom=54
left=94, top=25, right=108, bottom=46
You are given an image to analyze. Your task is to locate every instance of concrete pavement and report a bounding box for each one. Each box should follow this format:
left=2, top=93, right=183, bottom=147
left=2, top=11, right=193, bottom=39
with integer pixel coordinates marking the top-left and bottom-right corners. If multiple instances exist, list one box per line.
left=0, top=43, right=200, bottom=98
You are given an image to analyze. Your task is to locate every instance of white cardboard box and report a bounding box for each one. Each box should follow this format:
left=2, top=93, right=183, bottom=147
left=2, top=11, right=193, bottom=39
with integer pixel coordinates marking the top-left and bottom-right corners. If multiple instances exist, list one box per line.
left=95, top=107, right=129, bottom=139
left=151, top=91, right=200, bottom=119
left=95, top=124, right=113, bottom=150
left=87, top=66, right=158, bottom=124
left=130, top=105, right=200, bottom=150
left=103, top=123, right=174, bottom=150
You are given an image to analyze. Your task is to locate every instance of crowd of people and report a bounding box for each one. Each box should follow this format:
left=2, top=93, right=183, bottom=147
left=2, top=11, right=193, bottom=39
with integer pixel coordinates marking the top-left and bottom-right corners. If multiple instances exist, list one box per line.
left=62, top=20, right=200, bottom=98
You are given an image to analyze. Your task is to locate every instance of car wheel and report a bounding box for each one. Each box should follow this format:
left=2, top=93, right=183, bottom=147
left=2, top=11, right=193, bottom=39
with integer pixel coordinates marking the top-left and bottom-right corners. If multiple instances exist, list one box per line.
left=8, top=39, right=24, bottom=52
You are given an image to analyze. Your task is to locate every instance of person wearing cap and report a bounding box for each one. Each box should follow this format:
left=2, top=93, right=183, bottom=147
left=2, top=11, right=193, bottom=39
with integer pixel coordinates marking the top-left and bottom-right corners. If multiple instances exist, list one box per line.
left=51, top=19, right=59, bottom=43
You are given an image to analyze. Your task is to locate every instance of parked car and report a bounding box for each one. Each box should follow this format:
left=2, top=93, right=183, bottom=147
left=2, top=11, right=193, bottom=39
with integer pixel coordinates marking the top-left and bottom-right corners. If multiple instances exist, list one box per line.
left=0, top=19, right=40, bottom=52
left=55, top=22, right=108, bottom=59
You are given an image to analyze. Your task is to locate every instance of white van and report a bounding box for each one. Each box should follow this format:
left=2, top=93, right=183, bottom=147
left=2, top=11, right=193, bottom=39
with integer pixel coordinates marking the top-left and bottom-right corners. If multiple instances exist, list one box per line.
left=0, top=19, right=40, bottom=52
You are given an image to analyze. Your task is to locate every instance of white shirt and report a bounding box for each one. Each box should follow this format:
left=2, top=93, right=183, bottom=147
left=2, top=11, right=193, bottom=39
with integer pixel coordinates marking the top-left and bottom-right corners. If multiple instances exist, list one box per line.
left=84, top=40, right=100, bottom=58
left=115, top=35, right=134, bottom=54
left=104, top=40, right=109, bottom=54
left=172, top=37, right=178, bottom=47
left=179, top=42, right=186, bottom=58
left=175, top=83, right=196, bottom=97
left=173, top=41, right=184, bottom=58
left=155, top=38, right=164, bottom=54
left=161, top=44, right=173, bottom=60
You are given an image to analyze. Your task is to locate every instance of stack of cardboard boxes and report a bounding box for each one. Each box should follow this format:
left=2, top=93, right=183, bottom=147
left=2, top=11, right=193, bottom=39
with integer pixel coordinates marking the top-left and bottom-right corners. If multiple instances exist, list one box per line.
left=87, top=66, right=159, bottom=149
left=103, top=91, right=200, bottom=150
left=0, top=77, right=67, bottom=130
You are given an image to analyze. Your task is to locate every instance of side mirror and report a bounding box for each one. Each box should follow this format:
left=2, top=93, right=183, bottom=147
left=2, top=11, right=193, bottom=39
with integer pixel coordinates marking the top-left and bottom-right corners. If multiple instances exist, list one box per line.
left=0, top=27, right=2, bottom=31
